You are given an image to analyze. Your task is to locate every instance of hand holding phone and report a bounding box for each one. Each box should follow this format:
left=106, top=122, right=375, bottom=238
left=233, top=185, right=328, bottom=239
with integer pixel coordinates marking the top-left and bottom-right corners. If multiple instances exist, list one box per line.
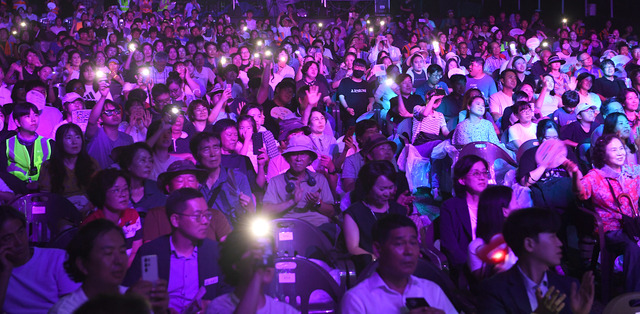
left=405, top=297, right=430, bottom=310
left=141, top=255, right=159, bottom=283
left=252, top=132, right=264, bottom=156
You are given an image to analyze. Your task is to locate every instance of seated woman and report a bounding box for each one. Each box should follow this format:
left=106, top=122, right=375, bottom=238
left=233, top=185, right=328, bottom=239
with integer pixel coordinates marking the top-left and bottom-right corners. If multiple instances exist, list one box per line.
left=507, top=101, right=537, bottom=150
left=388, top=74, right=424, bottom=129
left=184, top=100, right=213, bottom=135
left=39, top=123, right=99, bottom=214
left=516, top=120, right=579, bottom=211
left=440, top=155, right=489, bottom=285
left=343, top=161, right=408, bottom=268
left=453, top=95, right=501, bottom=147
left=117, top=142, right=167, bottom=215
left=213, top=119, right=265, bottom=192
left=145, top=121, right=186, bottom=180
left=84, top=169, right=143, bottom=266
left=51, top=219, right=168, bottom=314
left=570, top=134, right=640, bottom=292
left=467, top=185, right=518, bottom=282
left=602, top=112, right=638, bottom=166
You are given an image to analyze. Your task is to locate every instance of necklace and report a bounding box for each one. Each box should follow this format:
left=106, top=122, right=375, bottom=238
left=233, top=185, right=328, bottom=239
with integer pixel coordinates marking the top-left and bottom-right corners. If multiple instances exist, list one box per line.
left=362, top=201, right=389, bottom=220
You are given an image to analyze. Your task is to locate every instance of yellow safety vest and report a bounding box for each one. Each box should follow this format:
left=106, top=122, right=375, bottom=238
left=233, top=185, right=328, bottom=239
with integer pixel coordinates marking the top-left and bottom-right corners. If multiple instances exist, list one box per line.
left=6, top=135, right=52, bottom=182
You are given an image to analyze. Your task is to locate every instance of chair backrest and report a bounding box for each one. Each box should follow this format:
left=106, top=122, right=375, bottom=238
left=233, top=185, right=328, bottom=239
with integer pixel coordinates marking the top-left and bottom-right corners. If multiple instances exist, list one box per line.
left=267, top=256, right=344, bottom=314
left=272, top=218, right=334, bottom=260
left=603, top=292, right=640, bottom=314
left=10, top=193, right=82, bottom=243
left=458, top=142, right=517, bottom=168
left=516, top=139, right=540, bottom=162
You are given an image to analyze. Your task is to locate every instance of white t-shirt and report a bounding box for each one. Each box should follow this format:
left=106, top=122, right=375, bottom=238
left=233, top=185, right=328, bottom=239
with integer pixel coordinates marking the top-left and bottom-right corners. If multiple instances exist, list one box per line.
left=489, top=91, right=513, bottom=117
left=508, top=122, right=537, bottom=146
left=206, top=293, right=299, bottom=314
left=4, top=248, right=80, bottom=314
left=579, top=92, right=602, bottom=111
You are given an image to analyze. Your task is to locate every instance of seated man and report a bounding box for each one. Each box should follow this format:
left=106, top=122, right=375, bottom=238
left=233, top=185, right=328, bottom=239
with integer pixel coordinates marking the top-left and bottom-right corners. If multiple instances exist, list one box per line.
left=143, top=160, right=232, bottom=243
left=190, top=132, right=254, bottom=226
left=341, top=214, right=457, bottom=313
left=477, top=207, right=594, bottom=314
left=262, top=134, right=335, bottom=238
left=124, top=188, right=230, bottom=313
left=0, top=205, right=80, bottom=313
left=560, top=102, right=597, bottom=148
left=206, top=224, right=298, bottom=314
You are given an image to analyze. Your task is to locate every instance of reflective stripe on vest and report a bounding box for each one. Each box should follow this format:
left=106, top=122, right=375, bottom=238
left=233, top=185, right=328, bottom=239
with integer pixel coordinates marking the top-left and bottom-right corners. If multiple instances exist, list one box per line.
left=6, top=136, right=51, bottom=182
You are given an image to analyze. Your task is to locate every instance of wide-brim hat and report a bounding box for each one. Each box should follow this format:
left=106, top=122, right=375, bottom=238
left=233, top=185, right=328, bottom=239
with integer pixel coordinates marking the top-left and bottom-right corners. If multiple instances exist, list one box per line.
left=548, top=55, right=566, bottom=65
left=362, top=133, right=397, bottom=156
left=282, top=134, right=318, bottom=160
left=157, top=159, right=208, bottom=193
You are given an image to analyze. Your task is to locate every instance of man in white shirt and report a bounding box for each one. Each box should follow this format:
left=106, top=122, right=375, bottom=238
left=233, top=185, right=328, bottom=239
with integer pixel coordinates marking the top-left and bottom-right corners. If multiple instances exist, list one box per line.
left=0, top=205, right=80, bottom=313
left=341, top=214, right=457, bottom=314
left=489, top=69, right=517, bottom=121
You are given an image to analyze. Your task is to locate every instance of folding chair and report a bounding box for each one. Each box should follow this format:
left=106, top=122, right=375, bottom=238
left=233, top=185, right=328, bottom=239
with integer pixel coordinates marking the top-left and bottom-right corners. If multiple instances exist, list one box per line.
left=10, top=193, right=82, bottom=244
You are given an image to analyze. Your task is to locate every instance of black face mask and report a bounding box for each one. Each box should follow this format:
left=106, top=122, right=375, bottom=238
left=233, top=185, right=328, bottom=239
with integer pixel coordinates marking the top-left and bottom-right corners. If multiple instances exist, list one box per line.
left=353, top=69, right=365, bottom=78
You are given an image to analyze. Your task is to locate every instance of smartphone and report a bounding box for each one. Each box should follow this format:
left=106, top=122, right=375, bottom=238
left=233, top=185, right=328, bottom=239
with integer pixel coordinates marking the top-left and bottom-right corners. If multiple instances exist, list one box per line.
left=252, top=132, right=264, bottom=155
left=373, top=64, right=386, bottom=77
left=434, top=89, right=446, bottom=96
left=345, top=126, right=356, bottom=140
left=406, top=297, right=430, bottom=310
left=141, top=255, right=159, bottom=283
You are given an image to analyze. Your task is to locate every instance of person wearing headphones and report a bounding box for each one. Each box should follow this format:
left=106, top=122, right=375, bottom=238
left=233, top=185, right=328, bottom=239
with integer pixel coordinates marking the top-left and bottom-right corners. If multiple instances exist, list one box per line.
left=262, top=134, right=336, bottom=239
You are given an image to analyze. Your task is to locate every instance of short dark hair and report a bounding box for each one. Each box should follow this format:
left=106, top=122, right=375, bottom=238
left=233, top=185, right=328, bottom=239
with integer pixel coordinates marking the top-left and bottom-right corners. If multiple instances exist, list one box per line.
left=372, top=214, right=417, bottom=244
left=64, top=219, right=125, bottom=282
left=427, top=64, right=443, bottom=76
left=449, top=74, right=467, bottom=85
left=117, top=142, right=153, bottom=171
left=165, top=188, right=205, bottom=217
left=592, top=134, right=623, bottom=169
left=536, top=119, right=560, bottom=141
left=501, top=68, right=517, bottom=80
left=13, top=102, right=39, bottom=120
left=87, top=169, right=129, bottom=209
left=514, top=100, right=531, bottom=114
left=453, top=155, right=489, bottom=196
left=0, top=205, right=26, bottom=229
left=151, top=83, right=170, bottom=100
left=212, top=118, right=238, bottom=138
left=189, top=132, right=219, bottom=160
left=561, top=90, right=580, bottom=108
left=503, top=207, right=561, bottom=257
left=471, top=56, right=485, bottom=67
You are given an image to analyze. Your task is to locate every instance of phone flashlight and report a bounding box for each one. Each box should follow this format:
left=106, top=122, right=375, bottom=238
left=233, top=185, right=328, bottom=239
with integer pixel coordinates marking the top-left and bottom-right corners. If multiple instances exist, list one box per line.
left=254, top=52, right=260, bottom=59
left=221, top=56, right=227, bottom=65
left=243, top=26, right=248, bottom=31
left=20, top=21, right=26, bottom=28
left=367, top=20, right=370, bottom=24
left=257, top=40, right=263, bottom=47
left=128, top=43, right=137, bottom=52
left=385, top=78, right=394, bottom=86
left=265, top=50, right=272, bottom=57
left=380, top=20, right=385, bottom=26
left=562, top=18, right=568, bottom=24
left=141, top=68, right=150, bottom=77
left=318, top=22, right=323, bottom=28
left=369, top=27, right=373, bottom=33
left=279, top=55, right=287, bottom=62
left=542, top=42, right=549, bottom=47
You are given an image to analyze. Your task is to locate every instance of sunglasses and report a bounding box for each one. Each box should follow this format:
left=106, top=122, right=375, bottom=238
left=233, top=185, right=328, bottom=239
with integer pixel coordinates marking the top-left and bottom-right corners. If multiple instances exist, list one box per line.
left=103, top=109, right=121, bottom=116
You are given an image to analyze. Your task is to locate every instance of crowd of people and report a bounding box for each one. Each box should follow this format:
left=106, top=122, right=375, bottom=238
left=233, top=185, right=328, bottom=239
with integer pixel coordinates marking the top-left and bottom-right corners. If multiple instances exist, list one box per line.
left=2, top=0, right=640, bottom=312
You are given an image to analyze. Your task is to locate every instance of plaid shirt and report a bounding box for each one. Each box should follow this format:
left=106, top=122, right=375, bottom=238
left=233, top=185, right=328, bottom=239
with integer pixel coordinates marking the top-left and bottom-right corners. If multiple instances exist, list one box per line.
left=579, top=165, right=640, bottom=232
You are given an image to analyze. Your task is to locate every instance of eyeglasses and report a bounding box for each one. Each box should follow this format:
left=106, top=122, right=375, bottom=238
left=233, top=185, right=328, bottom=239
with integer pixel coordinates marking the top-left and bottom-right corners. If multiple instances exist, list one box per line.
left=176, top=212, right=213, bottom=221
left=468, top=170, right=490, bottom=178
left=103, top=109, right=121, bottom=116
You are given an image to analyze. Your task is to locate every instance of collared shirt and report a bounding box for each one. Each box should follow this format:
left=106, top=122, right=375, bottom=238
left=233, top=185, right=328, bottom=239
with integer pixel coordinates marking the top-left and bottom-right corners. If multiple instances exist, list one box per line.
left=310, top=132, right=338, bottom=157
left=131, top=179, right=168, bottom=214
left=168, top=236, right=200, bottom=313
left=518, top=266, right=549, bottom=312
left=341, top=272, right=457, bottom=313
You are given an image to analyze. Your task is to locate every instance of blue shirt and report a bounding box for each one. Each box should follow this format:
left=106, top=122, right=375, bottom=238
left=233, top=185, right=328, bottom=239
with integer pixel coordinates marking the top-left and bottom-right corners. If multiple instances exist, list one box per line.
left=168, top=237, right=199, bottom=313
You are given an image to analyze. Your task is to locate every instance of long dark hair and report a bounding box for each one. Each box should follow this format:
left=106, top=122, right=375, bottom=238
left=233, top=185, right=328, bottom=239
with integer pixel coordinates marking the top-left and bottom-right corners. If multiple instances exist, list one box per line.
left=476, top=185, right=512, bottom=243
left=48, top=123, right=97, bottom=194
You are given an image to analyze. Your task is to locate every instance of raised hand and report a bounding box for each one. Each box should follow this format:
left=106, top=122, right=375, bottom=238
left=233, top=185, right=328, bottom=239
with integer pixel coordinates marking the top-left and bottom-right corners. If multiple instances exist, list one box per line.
left=570, top=271, right=594, bottom=314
